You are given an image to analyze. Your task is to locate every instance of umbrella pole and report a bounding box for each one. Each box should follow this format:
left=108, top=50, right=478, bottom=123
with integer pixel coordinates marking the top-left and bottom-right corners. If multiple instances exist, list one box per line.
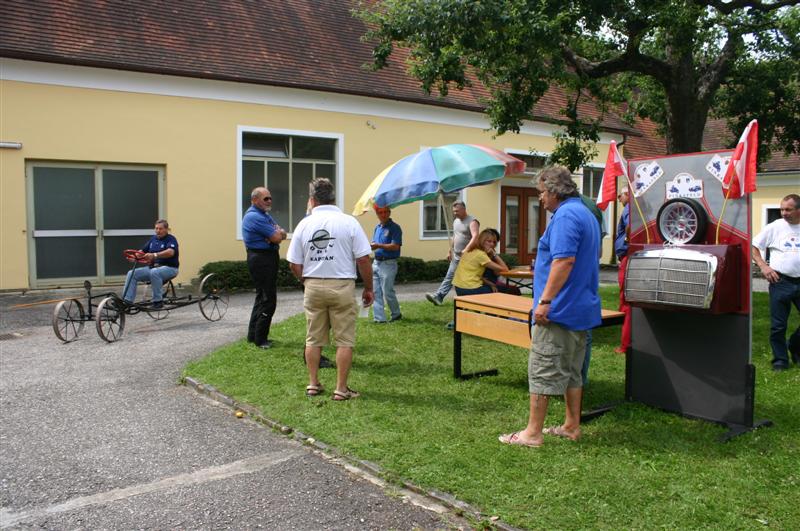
left=439, top=192, right=454, bottom=255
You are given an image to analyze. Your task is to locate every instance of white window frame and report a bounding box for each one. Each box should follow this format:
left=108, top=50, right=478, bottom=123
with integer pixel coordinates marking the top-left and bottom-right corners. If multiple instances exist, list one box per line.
left=761, top=203, right=781, bottom=230
left=236, top=125, right=344, bottom=240
left=419, top=189, right=467, bottom=240
left=581, top=164, right=612, bottom=238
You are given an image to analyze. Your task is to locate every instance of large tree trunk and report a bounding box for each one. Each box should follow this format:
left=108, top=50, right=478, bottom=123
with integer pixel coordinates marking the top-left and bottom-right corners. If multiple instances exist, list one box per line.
left=662, top=47, right=711, bottom=154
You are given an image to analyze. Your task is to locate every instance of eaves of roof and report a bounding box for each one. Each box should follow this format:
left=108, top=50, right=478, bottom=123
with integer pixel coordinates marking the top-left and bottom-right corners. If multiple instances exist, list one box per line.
left=0, top=0, right=638, bottom=136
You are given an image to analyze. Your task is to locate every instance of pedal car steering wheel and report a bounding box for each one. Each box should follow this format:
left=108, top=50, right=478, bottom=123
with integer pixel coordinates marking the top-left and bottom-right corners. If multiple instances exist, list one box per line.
left=123, top=249, right=150, bottom=264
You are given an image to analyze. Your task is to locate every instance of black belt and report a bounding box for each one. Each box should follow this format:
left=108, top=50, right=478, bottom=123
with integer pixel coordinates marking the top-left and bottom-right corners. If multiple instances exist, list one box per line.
left=374, top=257, right=397, bottom=261
left=779, top=273, right=800, bottom=283
left=247, top=248, right=277, bottom=254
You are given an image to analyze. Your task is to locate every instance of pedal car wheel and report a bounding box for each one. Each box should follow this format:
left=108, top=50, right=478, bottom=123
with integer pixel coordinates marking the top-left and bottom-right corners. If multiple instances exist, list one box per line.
left=146, top=307, right=170, bottom=321
left=656, top=198, right=707, bottom=245
left=52, top=299, right=85, bottom=343
left=198, top=273, right=229, bottom=321
left=96, top=297, right=126, bottom=342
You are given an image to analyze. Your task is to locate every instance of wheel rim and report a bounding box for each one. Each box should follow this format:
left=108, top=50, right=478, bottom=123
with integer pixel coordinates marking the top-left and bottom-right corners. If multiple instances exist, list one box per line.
left=146, top=308, right=170, bottom=321
left=199, top=274, right=229, bottom=321
left=659, top=202, right=699, bottom=244
left=96, top=298, right=126, bottom=342
left=53, top=299, right=85, bottom=342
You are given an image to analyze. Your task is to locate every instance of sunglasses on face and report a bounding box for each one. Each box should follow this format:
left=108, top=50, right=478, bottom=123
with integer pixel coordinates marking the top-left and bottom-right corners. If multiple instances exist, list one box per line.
left=262, top=196, right=273, bottom=201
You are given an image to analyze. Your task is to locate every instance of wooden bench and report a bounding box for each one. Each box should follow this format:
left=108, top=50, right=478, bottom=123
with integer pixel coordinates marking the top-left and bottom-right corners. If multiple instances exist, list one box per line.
left=453, top=292, right=625, bottom=379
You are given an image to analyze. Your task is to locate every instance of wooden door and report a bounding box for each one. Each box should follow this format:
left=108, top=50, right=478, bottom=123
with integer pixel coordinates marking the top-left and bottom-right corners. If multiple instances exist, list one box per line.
left=500, top=186, right=545, bottom=267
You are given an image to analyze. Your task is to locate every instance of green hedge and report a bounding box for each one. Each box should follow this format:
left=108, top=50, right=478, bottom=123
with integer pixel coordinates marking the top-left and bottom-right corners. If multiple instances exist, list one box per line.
left=197, top=254, right=518, bottom=291
left=198, top=259, right=301, bottom=291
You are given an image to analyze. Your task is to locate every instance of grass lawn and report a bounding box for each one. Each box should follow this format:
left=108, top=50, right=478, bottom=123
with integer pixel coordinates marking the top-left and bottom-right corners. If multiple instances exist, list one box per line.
left=184, top=287, right=799, bottom=530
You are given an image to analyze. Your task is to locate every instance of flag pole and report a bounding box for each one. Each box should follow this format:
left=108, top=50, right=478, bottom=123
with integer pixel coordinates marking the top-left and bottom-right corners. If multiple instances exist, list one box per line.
left=716, top=187, right=733, bottom=244
left=626, top=171, right=651, bottom=244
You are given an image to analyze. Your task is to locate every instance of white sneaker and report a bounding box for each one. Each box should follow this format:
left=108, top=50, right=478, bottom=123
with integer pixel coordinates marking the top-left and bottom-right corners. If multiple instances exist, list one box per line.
left=425, top=292, right=443, bottom=306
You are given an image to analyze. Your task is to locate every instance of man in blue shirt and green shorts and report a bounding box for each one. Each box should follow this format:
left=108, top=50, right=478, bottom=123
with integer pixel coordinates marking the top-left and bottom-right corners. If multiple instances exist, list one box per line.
left=500, top=166, right=601, bottom=447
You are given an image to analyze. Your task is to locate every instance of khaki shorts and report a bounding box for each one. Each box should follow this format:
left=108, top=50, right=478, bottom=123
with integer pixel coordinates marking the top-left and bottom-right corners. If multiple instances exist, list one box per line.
left=528, top=322, right=586, bottom=395
left=303, top=278, right=357, bottom=347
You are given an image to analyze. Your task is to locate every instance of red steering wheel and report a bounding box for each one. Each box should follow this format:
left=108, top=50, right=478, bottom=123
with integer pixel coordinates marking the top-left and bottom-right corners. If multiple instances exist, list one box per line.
left=123, top=249, right=150, bottom=264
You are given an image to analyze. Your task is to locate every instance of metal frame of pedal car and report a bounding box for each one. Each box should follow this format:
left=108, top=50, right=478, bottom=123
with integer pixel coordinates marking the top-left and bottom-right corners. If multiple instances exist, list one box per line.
left=52, top=271, right=229, bottom=343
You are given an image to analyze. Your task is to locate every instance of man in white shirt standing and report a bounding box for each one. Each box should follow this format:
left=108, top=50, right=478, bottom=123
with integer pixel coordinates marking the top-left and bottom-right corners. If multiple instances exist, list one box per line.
left=752, top=194, right=800, bottom=372
left=287, top=178, right=374, bottom=400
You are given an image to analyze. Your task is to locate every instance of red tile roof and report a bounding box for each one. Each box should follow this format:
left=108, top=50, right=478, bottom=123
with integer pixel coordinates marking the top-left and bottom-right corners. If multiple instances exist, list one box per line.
left=702, top=119, right=799, bottom=172
left=0, top=0, right=636, bottom=134
left=624, top=117, right=798, bottom=173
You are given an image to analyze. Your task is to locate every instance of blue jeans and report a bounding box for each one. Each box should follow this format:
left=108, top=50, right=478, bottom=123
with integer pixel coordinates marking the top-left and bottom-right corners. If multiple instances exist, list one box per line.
left=434, top=255, right=461, bottom=300
left=768, top=276, right=800, bottom=366
left=454, top=285, right=493, bottom=296
left=123, top=266, right=178, bottom=303
left=372, top=259, right=401, bottom=322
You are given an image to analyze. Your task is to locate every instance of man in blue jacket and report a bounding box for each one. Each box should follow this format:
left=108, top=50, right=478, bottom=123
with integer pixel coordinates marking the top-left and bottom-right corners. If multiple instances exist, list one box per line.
left=242, top=187, right=287, bottom=349
left=499, top=166, right=601, bottom=447
left=122, top=219, right=179, bottom=309
left=371, top=205, right=403, bottom=323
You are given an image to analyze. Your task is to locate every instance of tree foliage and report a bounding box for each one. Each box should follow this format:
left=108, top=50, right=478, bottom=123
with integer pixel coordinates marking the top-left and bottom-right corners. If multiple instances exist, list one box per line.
left=360, top=0, right=800, bottom=167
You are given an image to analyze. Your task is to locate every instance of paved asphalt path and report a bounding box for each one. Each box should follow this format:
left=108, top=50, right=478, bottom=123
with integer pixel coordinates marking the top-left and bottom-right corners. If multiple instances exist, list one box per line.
left=0, top=282, right=465, bottom=530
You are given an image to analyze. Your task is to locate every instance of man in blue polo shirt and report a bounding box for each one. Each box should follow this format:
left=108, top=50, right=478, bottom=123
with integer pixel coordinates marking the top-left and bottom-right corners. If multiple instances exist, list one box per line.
left=500, top=166, right=601, bottom=448
left=122, top=219, right=179, bottom=309
left=242, top=187, right=287, bottom=349
left=370, top=205, right=403, bottom=323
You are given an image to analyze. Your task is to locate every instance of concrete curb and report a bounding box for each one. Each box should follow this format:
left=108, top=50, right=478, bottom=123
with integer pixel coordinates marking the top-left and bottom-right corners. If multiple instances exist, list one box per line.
left=182, top=376, right=525, bottom=531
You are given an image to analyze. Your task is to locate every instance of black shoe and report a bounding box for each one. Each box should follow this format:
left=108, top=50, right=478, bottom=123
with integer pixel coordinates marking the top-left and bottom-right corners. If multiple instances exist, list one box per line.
left=373, top=320, right=387, bottom=324
left=390, top=314, right=403, bottom=322
left=772, top=362, right=789, bottom=372
left=319, top=355, right=335, bottom=368
left=151, top=301, right=163, bottom=309
left=257, top=340, right=274, bottom=349
left=791, top=352, right=800, bottom=366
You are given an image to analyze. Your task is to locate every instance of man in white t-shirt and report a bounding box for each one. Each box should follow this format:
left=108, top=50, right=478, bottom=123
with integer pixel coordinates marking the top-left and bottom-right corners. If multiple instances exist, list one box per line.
left=287, top=178, right=374, bottom=400
left=752, top=194, right=800, bottom=371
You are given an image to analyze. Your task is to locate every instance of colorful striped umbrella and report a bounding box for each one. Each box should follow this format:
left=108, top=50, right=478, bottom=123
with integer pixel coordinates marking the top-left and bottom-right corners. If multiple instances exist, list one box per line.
left=352, top=144, right=526, bottom=215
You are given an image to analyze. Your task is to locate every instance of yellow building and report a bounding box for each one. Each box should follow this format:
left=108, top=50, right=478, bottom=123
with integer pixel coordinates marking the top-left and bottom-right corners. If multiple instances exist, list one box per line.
left=0, top=1, right=638, bottom=290
left=2, top=2, right=794, bottom=291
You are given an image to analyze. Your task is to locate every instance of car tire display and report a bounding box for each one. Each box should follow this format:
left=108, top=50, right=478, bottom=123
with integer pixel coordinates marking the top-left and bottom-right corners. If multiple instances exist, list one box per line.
left=656, top=198, right=708, bottom=245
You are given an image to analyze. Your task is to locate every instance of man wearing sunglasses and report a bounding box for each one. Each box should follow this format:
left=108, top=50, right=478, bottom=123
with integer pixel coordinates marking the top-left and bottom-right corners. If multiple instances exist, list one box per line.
left=243, top=187, right=287, bottom=349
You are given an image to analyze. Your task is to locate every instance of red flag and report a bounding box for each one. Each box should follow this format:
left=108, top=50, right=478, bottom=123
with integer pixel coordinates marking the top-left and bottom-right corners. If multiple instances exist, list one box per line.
left=721, top=120, right=758, bottom=198
left=597, top=141, right=628, bottom=211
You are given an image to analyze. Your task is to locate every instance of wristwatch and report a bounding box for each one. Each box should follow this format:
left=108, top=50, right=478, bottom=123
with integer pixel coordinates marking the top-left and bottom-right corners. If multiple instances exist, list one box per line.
left=538, top=299, right=551, bottom=305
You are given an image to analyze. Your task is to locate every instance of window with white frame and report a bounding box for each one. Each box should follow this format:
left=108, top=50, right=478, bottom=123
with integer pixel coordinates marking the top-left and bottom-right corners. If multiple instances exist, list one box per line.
left=582, top=165, right=611, bottom=236
left=516, top=153, right=547, bottom=176
left=422, top=192, right=462, bottom=238
left=240, top=132, right=337, bottom=232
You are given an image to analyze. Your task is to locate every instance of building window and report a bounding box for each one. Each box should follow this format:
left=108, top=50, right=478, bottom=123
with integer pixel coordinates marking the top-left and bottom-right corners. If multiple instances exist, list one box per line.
left=582, top=165, right=611, bottom=237
left=516, top=153, right=547, bottom=176
left=582, top=166, right=604, bottom=200
left=240, top=131, right=338, bottom=234
left=422, top=192, right=462, bottom=238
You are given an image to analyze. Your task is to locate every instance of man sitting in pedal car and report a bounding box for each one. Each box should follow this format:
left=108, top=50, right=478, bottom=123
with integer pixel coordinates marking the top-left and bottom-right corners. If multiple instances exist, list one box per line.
left=122, top=219, right=179, bottom=309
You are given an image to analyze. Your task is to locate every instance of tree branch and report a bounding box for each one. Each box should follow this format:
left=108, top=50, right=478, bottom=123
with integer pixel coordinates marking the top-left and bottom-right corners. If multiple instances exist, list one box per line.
left=698, top=30, right=743, bottom=103
left=561, top=44, right=672, bottom=85
left=702, top=0, right=800, bottom=15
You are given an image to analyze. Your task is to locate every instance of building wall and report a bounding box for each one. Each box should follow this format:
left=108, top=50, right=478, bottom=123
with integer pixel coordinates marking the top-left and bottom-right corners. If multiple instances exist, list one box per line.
left=1, top=62, right=628, bottom=290
left=752, top=179, right=800, bottom=235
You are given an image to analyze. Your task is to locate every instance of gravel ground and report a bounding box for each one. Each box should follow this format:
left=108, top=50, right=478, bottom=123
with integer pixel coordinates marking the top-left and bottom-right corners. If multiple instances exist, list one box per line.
left=0, top=282, right=467, bottom=530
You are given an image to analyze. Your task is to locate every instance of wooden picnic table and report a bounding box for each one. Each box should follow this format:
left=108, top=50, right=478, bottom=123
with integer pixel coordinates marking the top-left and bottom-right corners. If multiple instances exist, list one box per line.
left=497, top=267, right=533, bottom=290
left=453, top=292, right=625, bottom=379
